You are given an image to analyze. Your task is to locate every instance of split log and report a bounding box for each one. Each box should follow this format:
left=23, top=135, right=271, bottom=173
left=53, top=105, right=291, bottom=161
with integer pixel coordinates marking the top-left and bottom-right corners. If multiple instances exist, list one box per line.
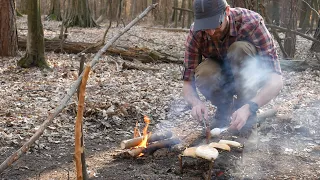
left=127, top=138, right=180, bottom=157
left=121, top=131, right=172, bottom=149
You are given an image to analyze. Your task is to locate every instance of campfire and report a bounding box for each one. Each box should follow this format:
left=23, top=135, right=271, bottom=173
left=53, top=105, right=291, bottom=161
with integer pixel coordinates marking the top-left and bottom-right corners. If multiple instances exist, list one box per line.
left=120, top=115, right=180, bottom=157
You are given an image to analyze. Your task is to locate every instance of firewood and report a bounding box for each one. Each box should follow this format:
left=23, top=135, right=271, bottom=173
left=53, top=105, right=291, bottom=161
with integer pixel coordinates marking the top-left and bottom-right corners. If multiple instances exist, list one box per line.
left=128, top=138, right=180, bottom=157
left=120, top=131, right=173, bottom=149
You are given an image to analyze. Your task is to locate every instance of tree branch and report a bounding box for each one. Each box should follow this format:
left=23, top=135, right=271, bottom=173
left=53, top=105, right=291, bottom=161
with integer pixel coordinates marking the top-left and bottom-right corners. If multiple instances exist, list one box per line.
left=266, top=24, right=320, bottom=44
left=301, top=0, right=320, bottom=18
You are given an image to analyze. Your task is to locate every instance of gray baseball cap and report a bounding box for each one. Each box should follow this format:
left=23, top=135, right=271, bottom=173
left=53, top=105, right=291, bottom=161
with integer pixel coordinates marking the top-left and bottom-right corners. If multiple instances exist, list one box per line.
left=193, top=0, right=227, bottom=31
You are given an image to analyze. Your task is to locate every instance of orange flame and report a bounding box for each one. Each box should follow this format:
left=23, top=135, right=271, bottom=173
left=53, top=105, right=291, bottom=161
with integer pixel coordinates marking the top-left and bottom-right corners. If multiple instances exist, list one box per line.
left=135, top=115, right=152, bottom=156
left=133, top=121, right=141, bottom=138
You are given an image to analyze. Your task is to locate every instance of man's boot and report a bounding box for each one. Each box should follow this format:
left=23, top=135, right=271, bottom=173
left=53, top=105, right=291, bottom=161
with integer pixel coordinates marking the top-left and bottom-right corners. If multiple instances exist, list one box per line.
left=211, top=102, right=233, bottom=129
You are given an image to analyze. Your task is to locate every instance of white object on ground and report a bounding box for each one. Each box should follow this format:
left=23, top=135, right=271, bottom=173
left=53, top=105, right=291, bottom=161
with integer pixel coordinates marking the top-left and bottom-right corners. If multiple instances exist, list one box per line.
left=210, top=127, right=228, bottom=137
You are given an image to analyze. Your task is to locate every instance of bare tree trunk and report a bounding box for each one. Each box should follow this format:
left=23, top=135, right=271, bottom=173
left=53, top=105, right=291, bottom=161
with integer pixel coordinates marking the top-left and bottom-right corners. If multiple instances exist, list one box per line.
left=163, top=0, right=168, bottom=27
left=299, top=0, right=312, bottom=32
left=187, top=0, right=192, bottom=28
left=310, top=19, right=320, bottom=52
left=271, top=0, right=280, bottom=25
left=0, top=0, right=18, bottom=56
left=231, top=0, right=247, bottom=8
left=64, top=0, right=97, bottom=27
left=131, top=0, right=137, bottom=20
left=116, top=0, right=123, bottom=26
left=173, top=0, right=178, bottom=28
left=283, top=0, right=298, bottom=58
left=18, top=0, right=49, bottom=68
left=46, top=0, right=62, bottom=21
left=96, top=0, right=107, bottom=24
left=16, top=0, right=28, bottom=14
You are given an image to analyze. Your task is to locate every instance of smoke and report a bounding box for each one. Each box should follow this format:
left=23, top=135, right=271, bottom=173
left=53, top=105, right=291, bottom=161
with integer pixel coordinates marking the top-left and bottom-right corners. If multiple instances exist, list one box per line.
left=233, top=56, right=273, bottom=101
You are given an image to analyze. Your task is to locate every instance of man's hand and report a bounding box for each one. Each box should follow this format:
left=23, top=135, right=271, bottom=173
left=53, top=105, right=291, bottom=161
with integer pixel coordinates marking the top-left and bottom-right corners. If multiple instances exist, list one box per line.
left=191, top=101, right=208, bottom=122
left=230, top=104, right=251, bottom=130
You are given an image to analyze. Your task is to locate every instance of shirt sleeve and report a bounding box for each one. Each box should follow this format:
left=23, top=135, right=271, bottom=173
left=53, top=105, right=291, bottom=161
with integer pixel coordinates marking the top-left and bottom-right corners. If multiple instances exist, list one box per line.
left=182, top=30, right=203, bottom=81
left=249, top=19, right=282, bottom=74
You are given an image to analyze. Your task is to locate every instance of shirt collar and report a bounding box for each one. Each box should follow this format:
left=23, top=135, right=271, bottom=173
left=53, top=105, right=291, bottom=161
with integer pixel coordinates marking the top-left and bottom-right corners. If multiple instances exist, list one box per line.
left=229, top=10, right=237, bottom=37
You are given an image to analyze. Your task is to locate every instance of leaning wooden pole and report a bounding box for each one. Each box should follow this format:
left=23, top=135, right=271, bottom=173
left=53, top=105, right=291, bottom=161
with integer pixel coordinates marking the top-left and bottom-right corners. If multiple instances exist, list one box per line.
left=75, top=66, right=91, bottom=180
left=0, top=3, right=158, bottom=173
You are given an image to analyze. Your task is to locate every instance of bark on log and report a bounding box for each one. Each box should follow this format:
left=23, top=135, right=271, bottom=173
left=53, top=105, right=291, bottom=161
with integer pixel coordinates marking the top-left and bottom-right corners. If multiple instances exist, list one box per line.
left=18, top=37, right=181, bottom=64
left=127, top=138, right=181, bottom=157
left=121, top=131, right=173, bottom=149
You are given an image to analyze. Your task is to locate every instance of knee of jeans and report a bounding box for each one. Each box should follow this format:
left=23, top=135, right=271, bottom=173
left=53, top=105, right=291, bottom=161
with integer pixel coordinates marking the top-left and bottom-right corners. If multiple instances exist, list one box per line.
left=195, top=60, right=221, bottom=87
left=227, top=41, right=257, bottom=63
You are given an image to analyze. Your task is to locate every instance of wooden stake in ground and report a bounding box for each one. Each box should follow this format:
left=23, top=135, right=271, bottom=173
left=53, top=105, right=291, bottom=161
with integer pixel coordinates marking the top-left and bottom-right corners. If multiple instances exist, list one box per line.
left=75, top=65, right=91, bottom=180
left=0, top=3, right=159, bottom=173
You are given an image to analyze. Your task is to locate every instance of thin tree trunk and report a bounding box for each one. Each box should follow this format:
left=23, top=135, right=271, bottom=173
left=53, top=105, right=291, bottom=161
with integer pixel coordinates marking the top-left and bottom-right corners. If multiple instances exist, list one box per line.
left=173, top=0, right=178, bottom=28
left=18, top=0, right=49, bottom=68
left=283, top=0, right=298, bottom=58
left=17, top=0, right=28, bottom=14
left=300, top=0, right=312, bottom=32
left=163, top=0, right=168, bottom=27
left=46, top=0, right=62, bottom=21
left=187, top=0, right=192, bottom=28
left=311, top=19, right=320, bottom=52
left=0, top=0, right=18, bottom=56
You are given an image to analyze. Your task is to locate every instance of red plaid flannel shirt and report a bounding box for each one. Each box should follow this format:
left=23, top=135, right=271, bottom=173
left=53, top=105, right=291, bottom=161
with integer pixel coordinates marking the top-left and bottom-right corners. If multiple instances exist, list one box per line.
left=183, top=8, right=281, bottom=81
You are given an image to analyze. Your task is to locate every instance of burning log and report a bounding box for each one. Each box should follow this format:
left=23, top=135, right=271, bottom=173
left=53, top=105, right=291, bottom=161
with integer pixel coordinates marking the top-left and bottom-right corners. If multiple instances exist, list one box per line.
left=120, top=130, right=172, bottom=149
left=128, top=138, right=180, bottom=157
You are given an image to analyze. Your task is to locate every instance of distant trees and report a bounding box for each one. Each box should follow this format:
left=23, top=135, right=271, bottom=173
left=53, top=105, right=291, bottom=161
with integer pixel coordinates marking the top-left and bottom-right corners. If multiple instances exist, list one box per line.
left=46, top=0, right=62, bottom=21
left=0, top=0, right=18, bottom=56
left=64, top=0, right=97, bottom=27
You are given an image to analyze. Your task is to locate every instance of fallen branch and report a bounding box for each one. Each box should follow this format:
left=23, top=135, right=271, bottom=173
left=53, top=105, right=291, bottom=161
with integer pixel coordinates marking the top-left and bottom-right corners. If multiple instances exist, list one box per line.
left=144, top=27, right=190, bottom=33
left=122, top=61, right=160, bottom=71
left=0, top=3, right=158, bottom=173
left=265, top=24, right=320, bottom=44
left=257, top=107, right=278, bottom=124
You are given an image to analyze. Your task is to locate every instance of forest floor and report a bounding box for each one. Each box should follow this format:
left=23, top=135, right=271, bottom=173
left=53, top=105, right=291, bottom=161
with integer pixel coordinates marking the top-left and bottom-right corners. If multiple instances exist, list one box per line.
left=1, top=16, right=320, bottom=180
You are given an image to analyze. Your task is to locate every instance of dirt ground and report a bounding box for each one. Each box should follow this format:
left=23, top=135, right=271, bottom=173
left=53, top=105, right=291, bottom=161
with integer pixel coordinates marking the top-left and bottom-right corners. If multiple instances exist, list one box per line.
left=1, top=16, right=320, bottom=180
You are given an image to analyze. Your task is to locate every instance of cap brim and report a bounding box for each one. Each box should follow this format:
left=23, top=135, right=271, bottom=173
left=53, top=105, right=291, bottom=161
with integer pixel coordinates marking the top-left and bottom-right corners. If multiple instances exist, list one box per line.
left=193, top=14, right=221, bottom=32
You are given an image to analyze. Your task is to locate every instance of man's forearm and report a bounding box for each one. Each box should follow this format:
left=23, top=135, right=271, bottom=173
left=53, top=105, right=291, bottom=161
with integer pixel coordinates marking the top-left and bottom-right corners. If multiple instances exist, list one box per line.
left=183, top=80, right=202, bottom=106
left=251, top=73, right=283, bottom=107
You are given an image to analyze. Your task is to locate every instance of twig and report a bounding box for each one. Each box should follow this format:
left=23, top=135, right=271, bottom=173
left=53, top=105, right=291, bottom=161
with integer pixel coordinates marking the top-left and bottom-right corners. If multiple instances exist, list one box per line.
left=0, top=3, right=159, bottom=173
